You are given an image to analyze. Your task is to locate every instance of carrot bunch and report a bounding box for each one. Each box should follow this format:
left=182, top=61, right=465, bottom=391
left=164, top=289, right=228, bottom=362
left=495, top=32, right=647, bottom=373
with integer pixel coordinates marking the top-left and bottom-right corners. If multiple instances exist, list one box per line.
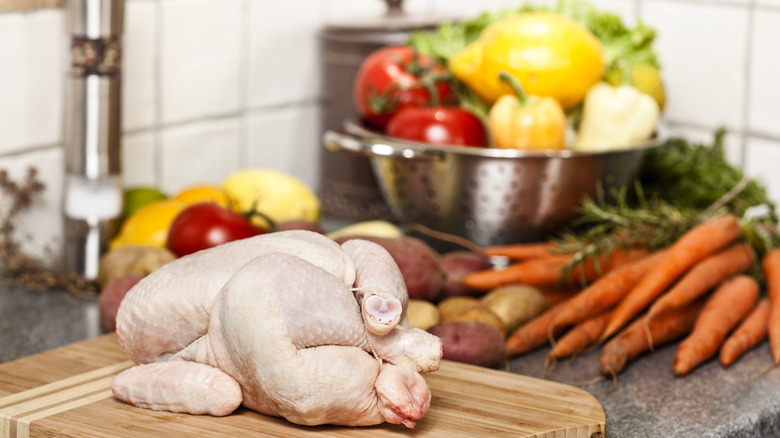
left=472, top=213, right=780, bottom=385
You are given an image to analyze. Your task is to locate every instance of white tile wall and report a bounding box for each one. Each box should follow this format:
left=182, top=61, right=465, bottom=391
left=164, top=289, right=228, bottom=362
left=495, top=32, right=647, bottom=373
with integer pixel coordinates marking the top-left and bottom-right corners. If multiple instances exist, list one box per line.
left=748, top=8, right=780, bottom=138
left=158, top=118, right=241, bottom=194
left=2, top=0, right=780, bottom=258
left=121, top=131, right=157, bottom=188
left=0, top=9, right=63, bottom=154
left=245, top=103, right=321, bottom=189
left=643, top=1, right=749, bottom=130
left=159, top=0, right=242, bottom=125
left=745, top=136, right=780, bottom=204
left=247, top=0, right=322, bottom=108
left=122, top=0, right=157, bottom=132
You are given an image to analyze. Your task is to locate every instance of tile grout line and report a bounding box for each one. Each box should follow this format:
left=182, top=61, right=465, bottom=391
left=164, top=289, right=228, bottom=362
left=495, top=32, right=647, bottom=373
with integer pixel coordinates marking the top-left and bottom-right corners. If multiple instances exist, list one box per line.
left=739, top=0, right=757, bottom=170
left=238, top=0, right=250, bottom=167
left=153, top=0, right=163, bottom=187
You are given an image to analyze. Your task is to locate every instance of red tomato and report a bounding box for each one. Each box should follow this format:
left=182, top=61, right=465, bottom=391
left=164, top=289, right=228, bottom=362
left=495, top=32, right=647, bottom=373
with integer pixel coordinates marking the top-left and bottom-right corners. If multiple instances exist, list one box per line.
left=166, top=202, right=262, bottom=257
left=353, top=45, right=453, bottom=131
left=385, top=107, right=488, bottom=147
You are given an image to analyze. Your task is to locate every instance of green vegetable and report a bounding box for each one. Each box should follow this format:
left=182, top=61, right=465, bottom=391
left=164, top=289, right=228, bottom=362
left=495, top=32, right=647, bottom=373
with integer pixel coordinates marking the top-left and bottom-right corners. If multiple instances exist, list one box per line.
left=556, top=128, right=780, bottom=277
left=408, top=0, right=660, bottom=77
left=407, top=0, right=661, bottom=117
left=640, top=129, right=775, bottom=219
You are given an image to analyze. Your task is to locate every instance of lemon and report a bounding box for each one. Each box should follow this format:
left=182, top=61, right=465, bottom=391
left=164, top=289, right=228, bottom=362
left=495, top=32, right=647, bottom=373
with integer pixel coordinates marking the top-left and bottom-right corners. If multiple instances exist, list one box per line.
left=606, top=63, right=666, bottom=110
left=123, top=186, right=167, bottom=218
left=223, top=169, right=320, bottom=229
left=110, top=199, right=187, bottom=249
left=173, top=184, right=232, bottom=208
left=449, top=12, right=605, bottom=109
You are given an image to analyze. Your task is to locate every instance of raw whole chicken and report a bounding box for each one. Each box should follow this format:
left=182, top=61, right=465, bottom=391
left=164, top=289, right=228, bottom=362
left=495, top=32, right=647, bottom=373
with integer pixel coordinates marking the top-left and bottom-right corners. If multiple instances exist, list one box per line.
left=111, top=230, right=442, bottom=428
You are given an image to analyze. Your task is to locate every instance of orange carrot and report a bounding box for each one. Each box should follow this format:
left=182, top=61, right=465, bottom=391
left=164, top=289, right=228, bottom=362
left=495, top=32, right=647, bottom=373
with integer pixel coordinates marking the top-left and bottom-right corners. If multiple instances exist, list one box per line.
left=601, top=214, right=742, bottom=341
left=463, top=255, right=571, bottom=291
left=463, top=248, right=648, bottom=291
left=719, top=297, right=770, bottom=367
left=764, top=248, right=780, bottom=364
left=673, top=275, right=759, bottom=376
left=537, top=284, right=582, bottom=306
left=482, top=242, right=562, bottom=260
left=645, top=243, right=755, bottom=321
left=506, top=299, right=570, bottom=357
left=550, top=250, right=667, bottom=333
left=599, top=300, right=704, bottom=378
left=547, top=310, right=612, bottom=362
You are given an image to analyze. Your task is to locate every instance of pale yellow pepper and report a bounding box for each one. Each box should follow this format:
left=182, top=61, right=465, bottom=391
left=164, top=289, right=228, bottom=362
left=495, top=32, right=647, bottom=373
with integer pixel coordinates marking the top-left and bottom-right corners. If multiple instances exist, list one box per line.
left=573, top=82, right=661, bottom=152
left=488, top=71, right=566, bottom=150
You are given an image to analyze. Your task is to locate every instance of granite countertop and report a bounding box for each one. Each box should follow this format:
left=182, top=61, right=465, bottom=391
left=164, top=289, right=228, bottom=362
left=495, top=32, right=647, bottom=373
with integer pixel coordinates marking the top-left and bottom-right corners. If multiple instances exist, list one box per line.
left=3, top=284, right=780, bottom=437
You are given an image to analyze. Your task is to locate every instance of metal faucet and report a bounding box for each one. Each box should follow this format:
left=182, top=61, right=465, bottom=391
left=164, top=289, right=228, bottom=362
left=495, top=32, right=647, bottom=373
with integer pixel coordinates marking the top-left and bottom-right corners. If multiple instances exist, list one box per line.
left=63, top=0, right=125, bottom=280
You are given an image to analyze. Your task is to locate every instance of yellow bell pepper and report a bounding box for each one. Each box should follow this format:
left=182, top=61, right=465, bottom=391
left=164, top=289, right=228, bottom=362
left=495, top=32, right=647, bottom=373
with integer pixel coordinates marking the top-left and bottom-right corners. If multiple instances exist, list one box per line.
left=573, top=82, right=661, bottom=152
left=449, top=12, right=604, bottom=109
left=488, top=71, right=566, bottom=150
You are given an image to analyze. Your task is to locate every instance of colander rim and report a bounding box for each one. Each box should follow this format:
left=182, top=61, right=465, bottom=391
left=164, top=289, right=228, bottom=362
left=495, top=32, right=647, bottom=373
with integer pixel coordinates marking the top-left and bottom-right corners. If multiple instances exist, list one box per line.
left=344, top=119, right=666, bottom=159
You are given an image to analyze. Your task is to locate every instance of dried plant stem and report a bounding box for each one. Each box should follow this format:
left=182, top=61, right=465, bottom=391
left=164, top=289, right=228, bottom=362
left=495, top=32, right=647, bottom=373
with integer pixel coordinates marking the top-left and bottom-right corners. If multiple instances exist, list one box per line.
left=0, top=167, right=97, bottom=298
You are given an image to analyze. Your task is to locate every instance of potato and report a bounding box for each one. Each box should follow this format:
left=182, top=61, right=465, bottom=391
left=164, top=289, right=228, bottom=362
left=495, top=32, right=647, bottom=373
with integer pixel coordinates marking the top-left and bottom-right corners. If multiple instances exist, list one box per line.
left=481, top=285, right=550, bottom=333
left=334, top=235, right=444, bottom=301
left=428, top=322, right=506, bottom=367
left=275, top=219, right=324, bottom=234
left=99, top=274, right=143, bottom=331
left=437, top=296, right=506, bottom=337
left=439, top=251, right=493, bottom=298
left=98, top=245, right=176, bottom=287
left=406, top=299, right=440, bottom=330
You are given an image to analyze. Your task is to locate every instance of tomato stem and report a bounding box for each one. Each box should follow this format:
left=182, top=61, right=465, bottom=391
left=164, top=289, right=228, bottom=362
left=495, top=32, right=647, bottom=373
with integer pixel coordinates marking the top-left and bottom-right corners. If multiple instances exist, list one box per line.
left=244, top=199, right=277, bottom=232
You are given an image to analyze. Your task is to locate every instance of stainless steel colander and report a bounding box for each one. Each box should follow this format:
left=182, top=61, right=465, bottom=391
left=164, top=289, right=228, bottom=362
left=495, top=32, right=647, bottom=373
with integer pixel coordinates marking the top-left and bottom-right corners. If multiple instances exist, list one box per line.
left=324, top=121, right=663, bottom=247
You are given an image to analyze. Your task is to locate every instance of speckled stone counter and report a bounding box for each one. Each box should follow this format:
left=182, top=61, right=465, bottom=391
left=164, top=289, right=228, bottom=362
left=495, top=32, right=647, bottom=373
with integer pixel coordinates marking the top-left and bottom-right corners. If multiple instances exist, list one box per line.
left=0, top=286, right=102, bottom=363
left=2, top=285, right=779, bottom=437
left=510, top=339, right=780, bottom=437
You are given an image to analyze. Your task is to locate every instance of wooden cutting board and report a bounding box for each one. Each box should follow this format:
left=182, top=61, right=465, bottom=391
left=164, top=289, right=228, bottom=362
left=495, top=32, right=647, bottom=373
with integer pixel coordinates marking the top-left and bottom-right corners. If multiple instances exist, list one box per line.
left=0, top=334, right=604, bottom=437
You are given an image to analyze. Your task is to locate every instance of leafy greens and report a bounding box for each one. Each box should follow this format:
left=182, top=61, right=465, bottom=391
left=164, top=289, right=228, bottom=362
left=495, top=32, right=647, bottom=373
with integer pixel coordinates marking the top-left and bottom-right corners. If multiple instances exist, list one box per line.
left=407, top=0, right=660, bottom=75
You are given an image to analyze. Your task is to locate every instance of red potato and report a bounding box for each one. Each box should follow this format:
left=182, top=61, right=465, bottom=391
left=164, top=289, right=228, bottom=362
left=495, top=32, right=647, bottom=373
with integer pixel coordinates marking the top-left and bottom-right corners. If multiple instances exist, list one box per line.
left=99, top=274, right=144, bottom=331
left=428, top=321, right=506, bottom=367
left=439, top=251, right=493, bottom=298
left=274, top=219, right=324, bottom=234
left=334, top=235, right=444, bottom=301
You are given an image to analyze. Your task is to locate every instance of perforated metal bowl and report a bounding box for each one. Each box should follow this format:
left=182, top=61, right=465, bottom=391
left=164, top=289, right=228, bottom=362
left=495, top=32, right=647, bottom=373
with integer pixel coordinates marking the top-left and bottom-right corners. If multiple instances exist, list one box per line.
left=324, top=121, right=663, bottom=247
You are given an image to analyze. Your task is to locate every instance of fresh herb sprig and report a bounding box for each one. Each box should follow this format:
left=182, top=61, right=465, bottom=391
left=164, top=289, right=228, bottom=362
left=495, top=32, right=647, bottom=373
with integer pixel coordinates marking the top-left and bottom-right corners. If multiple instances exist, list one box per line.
left=556, top=129, right=780, bottom=279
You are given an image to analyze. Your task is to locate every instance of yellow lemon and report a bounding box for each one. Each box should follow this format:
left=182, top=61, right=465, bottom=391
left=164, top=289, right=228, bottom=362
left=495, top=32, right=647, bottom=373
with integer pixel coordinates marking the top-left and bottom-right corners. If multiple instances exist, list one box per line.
left=223, top=169, right=320, bottom=229
left=109, top=199, right=187, bottom=249
left=173, top=184, right=232, bottom=208
left=449, top=12, right=605, bottom=109
left=606, top=63, right=666, bottom=110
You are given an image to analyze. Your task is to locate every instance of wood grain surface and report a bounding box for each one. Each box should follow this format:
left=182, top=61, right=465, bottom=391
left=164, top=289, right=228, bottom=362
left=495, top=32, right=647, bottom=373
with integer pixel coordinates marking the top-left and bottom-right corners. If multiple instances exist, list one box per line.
left=0, top=333, right=605, bottom=437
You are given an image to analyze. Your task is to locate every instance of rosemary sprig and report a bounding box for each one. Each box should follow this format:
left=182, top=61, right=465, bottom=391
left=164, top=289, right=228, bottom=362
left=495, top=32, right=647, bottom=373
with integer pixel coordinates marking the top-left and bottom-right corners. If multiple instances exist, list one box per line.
left=556, top=128, right=780, bottom=280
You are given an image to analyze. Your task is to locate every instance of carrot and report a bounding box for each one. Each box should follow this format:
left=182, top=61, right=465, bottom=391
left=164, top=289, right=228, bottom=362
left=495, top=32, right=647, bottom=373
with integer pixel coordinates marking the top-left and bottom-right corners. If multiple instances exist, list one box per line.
left=462, top=255, right=571, bottom=291
left=505, top=299, right=570, bottom=357
left=536, top=284, right=582, bottom=306
left=547, top=310, right=612, bottom=363
left=599, top=299, right=703, bottom=378
left=764, top=248, right=780, bottom=364
left=600, top=214, right=742, bottom=341
left=719, top=297, right=770, bottom=367
left=463, top=248, right=648, bottom=291
left=645, top=243, right=755, bottom=321
left=673, top=275, right=759, bottom=376
left=549, top=250, right=667, bottom=334
left=482, top=241, right=562, bottom=260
